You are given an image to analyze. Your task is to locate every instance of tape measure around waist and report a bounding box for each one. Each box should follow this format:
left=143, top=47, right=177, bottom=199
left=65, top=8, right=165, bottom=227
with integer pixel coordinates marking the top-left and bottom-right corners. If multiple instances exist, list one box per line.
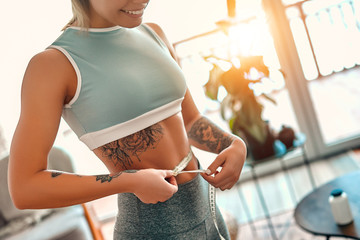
left=172, top=150, right=193, bottom=176
left=173, top=151, right=226, bottom=240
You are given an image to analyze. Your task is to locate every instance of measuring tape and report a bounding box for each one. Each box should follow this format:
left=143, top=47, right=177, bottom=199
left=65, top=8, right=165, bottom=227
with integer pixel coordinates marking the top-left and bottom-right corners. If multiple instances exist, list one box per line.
left=172, top=151, right=226, bottom=240
left=172, top=151, right=194, bottom=176
left=209, top=184, right=226, bottom=240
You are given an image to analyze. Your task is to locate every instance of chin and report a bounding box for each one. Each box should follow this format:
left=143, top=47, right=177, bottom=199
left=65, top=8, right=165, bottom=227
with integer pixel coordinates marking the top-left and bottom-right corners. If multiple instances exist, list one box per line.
left=119, top=20, right=143, bottom=29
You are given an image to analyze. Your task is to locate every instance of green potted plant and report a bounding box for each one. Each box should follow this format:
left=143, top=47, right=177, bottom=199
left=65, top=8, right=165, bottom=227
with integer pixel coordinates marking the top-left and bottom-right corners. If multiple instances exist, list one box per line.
left=203, top=54, right=282, bottom=160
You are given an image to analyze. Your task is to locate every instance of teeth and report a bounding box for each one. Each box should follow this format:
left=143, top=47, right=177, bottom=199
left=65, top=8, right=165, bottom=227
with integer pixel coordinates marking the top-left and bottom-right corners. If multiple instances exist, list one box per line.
left=124, top=9, right=143, bottom=15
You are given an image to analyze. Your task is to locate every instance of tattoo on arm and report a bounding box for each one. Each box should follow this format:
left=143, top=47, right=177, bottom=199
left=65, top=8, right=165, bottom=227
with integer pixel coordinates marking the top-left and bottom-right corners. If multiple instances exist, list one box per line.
left=50, top=170, right=138, bottom=183
left=95, top=170, right=138, bottom=183
left=51, top=172, right=83, bottom=178
left=187, top=117, right=233, bottom=153
left=51, top=172, right=62, bottom=178
left=99, top=124, right=163, bottom=169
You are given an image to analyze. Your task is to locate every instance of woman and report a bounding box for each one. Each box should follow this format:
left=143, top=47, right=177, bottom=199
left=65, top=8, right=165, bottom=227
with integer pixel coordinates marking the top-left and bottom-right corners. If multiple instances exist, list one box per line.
left=9, top=0, right=246, bottom=239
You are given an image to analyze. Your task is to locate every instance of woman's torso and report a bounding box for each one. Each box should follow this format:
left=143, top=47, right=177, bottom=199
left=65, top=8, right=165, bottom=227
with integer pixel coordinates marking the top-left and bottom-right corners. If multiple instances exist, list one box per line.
left=93, top=113, right=198, bottom=183
left=51, top=25, right=198, bottom=183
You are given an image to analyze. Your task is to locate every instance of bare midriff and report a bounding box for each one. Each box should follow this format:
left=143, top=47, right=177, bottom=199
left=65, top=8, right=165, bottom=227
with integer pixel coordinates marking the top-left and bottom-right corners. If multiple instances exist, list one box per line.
left=93, top=113, right=199, bottom=184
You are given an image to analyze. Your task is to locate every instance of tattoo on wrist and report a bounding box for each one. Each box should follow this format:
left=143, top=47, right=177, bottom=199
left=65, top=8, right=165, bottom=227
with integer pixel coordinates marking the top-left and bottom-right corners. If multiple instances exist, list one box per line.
left=51, top=172, right=83, bottom=178
left=51, top=172, right=62, bottom=178
left=96, top=170, right=138, bottom=183
left=188, top=118, right=233, bottom=153
left=99, top=124, right=163, bottom=169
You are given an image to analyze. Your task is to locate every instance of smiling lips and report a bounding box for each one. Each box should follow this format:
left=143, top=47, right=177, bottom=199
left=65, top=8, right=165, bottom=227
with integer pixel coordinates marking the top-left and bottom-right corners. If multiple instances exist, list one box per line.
left=121, top=9, right=144, bottom=15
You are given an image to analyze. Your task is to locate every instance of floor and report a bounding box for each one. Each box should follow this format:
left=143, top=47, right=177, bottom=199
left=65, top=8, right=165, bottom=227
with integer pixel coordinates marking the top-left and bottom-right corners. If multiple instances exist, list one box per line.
left=217, top=149, right=360, bottom=225
left=234, top=149, right=360, bottom=240
left=86, top=148, right=360, bottom=240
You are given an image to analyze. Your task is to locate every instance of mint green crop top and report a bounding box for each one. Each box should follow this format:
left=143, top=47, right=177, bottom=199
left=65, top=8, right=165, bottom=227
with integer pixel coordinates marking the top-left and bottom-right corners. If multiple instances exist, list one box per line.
left=48, top=25, right=187, bottom=150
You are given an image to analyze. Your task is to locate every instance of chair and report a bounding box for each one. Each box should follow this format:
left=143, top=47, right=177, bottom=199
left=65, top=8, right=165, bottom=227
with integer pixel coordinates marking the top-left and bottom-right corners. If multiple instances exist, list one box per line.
left=0, top=147, right=94, bottom=240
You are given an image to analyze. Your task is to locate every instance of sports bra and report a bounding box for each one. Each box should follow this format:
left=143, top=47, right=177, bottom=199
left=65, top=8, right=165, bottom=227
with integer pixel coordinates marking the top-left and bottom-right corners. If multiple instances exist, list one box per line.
left=48, top=24, right=187, bottom=150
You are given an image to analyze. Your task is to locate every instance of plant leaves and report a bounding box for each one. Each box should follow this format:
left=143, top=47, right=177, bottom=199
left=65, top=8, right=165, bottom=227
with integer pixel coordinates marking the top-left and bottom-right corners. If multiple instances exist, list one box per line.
left=204, top=64, right=224, bottom=100
left=220, top=67, right=248, bottom=95
left=202, top=53, right=281, bottom=144
left=261, top=93, right=277, bottom=105
left=220, top=95, right=232, bottom=120
left=239, top=55, right=269, bottom=76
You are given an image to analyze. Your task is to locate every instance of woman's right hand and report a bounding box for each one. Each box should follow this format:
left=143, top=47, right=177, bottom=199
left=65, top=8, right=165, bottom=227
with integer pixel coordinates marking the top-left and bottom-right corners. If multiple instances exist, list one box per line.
left=131, top=169, right=178, bottom=204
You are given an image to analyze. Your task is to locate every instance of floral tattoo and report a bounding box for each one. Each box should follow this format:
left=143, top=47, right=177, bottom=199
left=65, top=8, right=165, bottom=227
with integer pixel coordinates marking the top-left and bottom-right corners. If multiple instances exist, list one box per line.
left=99, top=124, right=163, bottom=169
left=188, top=117, right=233, bottom=153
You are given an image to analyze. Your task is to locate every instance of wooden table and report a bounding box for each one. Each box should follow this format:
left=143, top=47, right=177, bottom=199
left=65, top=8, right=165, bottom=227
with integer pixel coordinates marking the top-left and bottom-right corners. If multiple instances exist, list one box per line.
left=294, top=171, right=360, bottom=239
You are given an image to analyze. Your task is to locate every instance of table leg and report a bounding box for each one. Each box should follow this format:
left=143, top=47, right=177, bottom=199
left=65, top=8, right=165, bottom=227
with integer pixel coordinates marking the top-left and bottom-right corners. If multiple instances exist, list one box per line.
left=302, top=146, right=316, bottom=189
left=251, top=167, right=278, bottom=240
left=278, top=158, right=298, bottom=205
left=236, top=186, right=257, bottom=237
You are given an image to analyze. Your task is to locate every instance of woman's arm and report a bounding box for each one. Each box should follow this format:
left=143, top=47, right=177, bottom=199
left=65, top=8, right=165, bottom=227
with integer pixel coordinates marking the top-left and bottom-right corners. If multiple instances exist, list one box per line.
left=181, top=90, right=247, bottom=191
left=147, top=22, right=247, bottom=191
left=9, top=49, right=177, bottom=209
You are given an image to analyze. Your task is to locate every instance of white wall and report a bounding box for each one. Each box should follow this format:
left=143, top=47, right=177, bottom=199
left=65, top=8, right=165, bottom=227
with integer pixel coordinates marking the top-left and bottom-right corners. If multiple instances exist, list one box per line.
left=0, top=0, right=72, bottom=146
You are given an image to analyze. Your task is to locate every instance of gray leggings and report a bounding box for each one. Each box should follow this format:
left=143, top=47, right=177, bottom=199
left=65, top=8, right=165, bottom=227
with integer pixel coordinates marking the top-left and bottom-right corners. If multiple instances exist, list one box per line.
left=113, top=173, right=230, bottom=239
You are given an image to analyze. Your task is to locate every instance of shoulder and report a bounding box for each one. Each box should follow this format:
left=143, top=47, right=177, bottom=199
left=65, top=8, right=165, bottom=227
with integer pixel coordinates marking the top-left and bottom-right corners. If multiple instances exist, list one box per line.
left=28, top=48, right=72, bottom=70
left=23, top=48, right=76, bottom=101
left=143, top=22, right=178, bottom=62
left=27, top=48, right=74, bottom=77
left=143, top=23, right=166, bottom=40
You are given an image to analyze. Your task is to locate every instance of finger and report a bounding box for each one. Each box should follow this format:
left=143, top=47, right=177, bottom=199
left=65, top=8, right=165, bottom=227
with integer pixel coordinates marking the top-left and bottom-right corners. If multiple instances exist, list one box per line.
left=202, top=174, right=226, bottom=189
left=212, top=168, right=228, bottom=183
left=215, top=173, right=237, bottom=189
left=204, top=169, right=232, bottom=189
left=201, top=168, right=225, bottom=183
left=165, top=170, right=175, bottom=178
left=142, top=199, right=158, bottom=204
left=201, top=172, right=216, bottom=185
left=220, top=182, right=234, bottom=191
left=220, top=186, right=228, bottom=191
left=207, top=155, right=225, bottom=175
left=166, top=177, right=179, bottom=196
left=201, top=168, right=222, bottom=185
left=166, top=176, right=178, bottom=187
left=202, top=175, right=224, bottom=190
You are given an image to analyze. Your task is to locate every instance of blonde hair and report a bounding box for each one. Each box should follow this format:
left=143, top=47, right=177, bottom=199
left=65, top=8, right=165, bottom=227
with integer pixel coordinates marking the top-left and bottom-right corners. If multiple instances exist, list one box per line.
left=63, top=0, right=90, bottom=30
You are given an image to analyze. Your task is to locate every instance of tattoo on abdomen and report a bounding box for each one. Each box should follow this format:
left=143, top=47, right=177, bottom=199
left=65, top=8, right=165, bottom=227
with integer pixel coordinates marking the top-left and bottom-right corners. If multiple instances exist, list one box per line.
left=95, top=170, right=138, bottom=183
left=99, top=124, right=163, bottom=169
left=188, top=118, right=233, bottom=153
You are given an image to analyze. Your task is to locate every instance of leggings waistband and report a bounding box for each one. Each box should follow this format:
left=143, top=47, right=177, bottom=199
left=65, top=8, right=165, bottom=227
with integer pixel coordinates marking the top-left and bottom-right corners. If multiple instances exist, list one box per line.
left=115, top=173, right=210, bottom=235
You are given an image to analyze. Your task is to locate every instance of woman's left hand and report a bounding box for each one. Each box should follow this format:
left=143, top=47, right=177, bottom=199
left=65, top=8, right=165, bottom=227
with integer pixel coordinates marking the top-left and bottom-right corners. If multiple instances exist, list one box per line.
left=201, top=139, right=246, bottom=190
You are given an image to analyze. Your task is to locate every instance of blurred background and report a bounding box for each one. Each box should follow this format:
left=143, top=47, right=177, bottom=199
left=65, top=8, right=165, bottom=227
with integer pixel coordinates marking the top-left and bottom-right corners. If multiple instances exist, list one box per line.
left=1, top=1, right=360, bottom=239
left=1, top=0, right=359, bottom=172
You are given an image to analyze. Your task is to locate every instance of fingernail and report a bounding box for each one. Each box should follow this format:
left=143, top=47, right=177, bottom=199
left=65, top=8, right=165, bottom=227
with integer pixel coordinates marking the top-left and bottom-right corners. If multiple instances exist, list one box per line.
left=205, top=169, right=211, bottom=175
